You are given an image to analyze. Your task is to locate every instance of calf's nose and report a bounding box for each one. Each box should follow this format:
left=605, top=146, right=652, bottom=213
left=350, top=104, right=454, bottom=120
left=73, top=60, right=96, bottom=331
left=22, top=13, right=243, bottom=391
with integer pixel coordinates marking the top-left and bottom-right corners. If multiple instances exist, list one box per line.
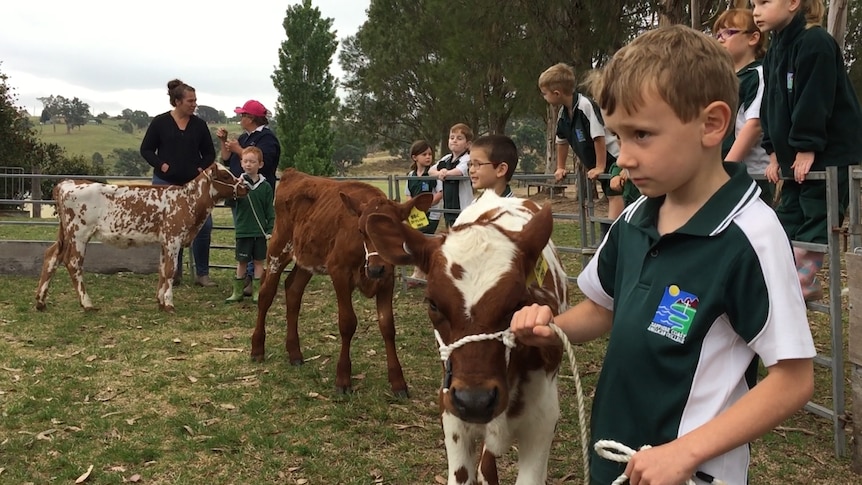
left=451, top=386, right=498, bottom=424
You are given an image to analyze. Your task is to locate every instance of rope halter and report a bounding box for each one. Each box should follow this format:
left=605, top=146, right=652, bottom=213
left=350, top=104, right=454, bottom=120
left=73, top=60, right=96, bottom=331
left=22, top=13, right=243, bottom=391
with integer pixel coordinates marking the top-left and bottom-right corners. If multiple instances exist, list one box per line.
left=206, top=169, right=245, bottom=198
left=363, top=241, right=379, bottom=270
left=594, top=440, right=727, bottom=485
left=433, top=328, right=517, bottom=393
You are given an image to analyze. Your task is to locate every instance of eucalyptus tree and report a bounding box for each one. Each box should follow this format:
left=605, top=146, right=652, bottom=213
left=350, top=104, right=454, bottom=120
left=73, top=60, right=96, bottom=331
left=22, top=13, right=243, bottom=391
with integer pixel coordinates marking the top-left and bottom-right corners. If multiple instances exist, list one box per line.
left=272, top=0, right=338, bottom=175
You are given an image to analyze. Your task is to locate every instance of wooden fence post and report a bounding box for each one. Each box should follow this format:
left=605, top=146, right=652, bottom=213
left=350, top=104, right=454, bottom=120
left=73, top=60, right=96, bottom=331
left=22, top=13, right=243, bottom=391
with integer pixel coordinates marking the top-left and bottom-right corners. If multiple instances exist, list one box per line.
left=846, top=251, right=862, bottom=473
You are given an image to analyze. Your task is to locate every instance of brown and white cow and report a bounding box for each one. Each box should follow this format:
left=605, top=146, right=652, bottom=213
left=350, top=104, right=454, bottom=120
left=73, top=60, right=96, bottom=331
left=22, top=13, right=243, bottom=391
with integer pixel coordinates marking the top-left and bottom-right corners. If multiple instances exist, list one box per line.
left=35, top=163, right=247, bottom=312
left=250, top=168, right=433, bottom=398
left=366, top=190, right=567, bottom=485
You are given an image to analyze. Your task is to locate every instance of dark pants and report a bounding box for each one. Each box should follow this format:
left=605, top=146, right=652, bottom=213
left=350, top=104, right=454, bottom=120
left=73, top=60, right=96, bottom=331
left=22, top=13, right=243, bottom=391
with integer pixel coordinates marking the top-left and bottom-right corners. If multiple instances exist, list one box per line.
left=152, top=173, right=212, bottom=277
left=775, top=169, right=849, bottom=244
left=230, top=206, right=254, bottom=277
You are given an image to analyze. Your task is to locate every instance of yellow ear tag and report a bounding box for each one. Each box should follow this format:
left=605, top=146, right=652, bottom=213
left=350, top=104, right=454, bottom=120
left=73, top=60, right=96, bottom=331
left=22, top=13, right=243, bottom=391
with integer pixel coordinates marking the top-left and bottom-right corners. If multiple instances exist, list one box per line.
left=408, top=207, right=430, bottom=229
left=526, top=254, right=549, bottom=286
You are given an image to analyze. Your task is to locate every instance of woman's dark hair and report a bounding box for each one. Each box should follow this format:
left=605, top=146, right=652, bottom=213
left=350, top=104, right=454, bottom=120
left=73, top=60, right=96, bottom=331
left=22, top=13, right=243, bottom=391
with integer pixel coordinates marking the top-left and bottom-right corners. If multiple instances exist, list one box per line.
left=167, top=79, right=195, bottom=107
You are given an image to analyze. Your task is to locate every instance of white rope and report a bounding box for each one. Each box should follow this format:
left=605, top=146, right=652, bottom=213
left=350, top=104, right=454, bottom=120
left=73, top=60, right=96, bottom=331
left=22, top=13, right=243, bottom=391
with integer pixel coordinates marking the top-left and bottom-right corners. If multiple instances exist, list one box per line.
left=548, top=322, right=590, bottom=485
left=550, top=323, right=726, bottom=485
left=434, top=328, right=516, bottom=363
left=433, top=328, right=516, bottom=395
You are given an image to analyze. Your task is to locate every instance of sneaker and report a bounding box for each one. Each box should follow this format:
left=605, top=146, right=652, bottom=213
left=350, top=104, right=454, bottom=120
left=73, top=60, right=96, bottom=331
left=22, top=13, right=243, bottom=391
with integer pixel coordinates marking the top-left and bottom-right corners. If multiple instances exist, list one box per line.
left=194, top=275, right=217, bottom=287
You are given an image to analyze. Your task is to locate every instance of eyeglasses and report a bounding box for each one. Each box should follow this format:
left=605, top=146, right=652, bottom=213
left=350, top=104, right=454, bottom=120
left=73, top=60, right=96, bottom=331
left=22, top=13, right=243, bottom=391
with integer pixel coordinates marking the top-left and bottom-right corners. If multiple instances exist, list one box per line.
left=714, top=29, right=752, bottom=41
left=469, top=162, right=496, bottom=170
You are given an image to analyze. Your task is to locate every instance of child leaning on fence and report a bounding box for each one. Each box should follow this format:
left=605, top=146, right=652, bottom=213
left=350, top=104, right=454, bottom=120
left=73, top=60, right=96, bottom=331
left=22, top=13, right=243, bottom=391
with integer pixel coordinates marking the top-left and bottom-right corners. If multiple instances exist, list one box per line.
left=224, top=146, right=274, bottom=304
left=753, top=0, right=862, bottom=301
left=429, top=123, right=474, bottom=229
left=713, top=7, right=775, bottom=205
left=511, top=25, right=815, bottom=485
left=539, top=63, right=623, bottom=234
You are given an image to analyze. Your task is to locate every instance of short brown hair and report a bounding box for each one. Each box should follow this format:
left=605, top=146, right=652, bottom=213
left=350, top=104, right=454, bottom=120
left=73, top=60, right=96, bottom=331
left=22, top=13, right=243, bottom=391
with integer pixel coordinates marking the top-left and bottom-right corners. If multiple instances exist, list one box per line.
left=538, top=63, right=576, bottom=94
left=471, top=134, right=518, bottom=182
left=242, top=146, right=263, bottom=163
left=713, top=9, right=767, bottom=59
left=450, top=123, right=474, bottom=142
left=596, top=25, right=738, bottom=126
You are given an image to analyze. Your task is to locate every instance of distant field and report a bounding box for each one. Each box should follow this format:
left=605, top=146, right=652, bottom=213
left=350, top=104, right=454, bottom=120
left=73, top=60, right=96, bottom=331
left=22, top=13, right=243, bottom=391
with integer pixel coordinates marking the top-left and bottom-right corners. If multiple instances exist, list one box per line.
left=32, top=117, right=146, bottom=162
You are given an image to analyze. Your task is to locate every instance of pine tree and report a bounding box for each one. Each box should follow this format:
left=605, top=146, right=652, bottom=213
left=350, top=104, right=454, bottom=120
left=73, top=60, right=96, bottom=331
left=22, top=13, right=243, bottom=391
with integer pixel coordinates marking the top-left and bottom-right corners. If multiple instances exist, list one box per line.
left=271, top=0, right=338, bottom=175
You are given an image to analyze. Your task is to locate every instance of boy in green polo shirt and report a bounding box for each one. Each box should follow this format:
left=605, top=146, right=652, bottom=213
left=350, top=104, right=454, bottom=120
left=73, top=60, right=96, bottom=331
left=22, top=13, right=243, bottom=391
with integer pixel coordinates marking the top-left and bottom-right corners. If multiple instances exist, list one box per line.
left=224, top=146, right=275, bottom=303
left=511, top=25, right=815, bottom=485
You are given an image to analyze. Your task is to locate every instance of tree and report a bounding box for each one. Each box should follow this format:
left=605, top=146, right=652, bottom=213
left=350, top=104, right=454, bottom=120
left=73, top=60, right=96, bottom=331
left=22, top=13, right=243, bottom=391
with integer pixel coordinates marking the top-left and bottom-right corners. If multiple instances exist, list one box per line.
left=332, top=116, right=368, bottom=176
left=508, top=117, right=546, bottom=174
left=92, top=152, right=104, bottom=170
left=272, top=0, right=338, bottom=174
left=196, top=105, right=225, bottom=124
left=113, top=148, right=149, bottom=176
left=43, top=95, right=92, bottom=133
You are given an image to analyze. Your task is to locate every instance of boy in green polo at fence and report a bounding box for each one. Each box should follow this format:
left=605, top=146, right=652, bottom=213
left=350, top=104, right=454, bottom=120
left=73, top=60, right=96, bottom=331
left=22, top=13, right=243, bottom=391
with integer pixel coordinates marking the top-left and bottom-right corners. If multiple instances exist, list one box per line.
left=225, top=146, right=274, bottom=304
left=511, top=25, right=814, bottom=485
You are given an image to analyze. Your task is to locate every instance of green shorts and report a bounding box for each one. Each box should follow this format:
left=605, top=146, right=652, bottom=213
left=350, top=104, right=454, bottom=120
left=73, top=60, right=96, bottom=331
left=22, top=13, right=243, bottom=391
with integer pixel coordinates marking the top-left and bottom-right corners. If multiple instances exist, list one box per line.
left=235, top=236, right=268, bottom=263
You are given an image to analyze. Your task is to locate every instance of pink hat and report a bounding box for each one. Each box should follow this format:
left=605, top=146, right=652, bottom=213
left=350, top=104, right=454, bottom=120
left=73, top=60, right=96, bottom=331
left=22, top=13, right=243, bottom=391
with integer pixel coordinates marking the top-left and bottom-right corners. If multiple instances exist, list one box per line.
left=234, top=100, right=267, bottom=117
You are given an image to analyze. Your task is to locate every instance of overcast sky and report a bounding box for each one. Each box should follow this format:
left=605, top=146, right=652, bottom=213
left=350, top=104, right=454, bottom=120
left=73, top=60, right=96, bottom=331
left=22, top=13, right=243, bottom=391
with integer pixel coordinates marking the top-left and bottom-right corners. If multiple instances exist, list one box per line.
left=0, top=0, right=370, bottom=117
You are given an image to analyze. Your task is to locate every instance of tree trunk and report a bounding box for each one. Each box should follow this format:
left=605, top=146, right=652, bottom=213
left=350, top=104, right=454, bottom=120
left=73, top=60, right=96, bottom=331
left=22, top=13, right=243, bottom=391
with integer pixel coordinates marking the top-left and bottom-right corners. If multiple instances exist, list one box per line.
left=827, top=0, right=849, bottom=49
left=691, top=0, right=700, bottom=28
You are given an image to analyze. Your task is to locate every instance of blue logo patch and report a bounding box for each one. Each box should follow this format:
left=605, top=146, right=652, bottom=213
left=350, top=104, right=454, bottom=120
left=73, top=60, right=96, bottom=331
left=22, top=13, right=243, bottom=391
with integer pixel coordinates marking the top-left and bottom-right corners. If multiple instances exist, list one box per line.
left=647, top=285, right=698, bottom=344
left=575, top=128, right=587, bottom=143
left=786, top=71, right=794, bottom=91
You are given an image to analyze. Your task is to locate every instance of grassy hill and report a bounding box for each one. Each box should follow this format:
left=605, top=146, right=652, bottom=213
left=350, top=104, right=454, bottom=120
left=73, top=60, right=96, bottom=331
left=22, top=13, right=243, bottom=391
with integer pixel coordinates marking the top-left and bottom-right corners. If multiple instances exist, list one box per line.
left=32, top=117, right=146, bottom=167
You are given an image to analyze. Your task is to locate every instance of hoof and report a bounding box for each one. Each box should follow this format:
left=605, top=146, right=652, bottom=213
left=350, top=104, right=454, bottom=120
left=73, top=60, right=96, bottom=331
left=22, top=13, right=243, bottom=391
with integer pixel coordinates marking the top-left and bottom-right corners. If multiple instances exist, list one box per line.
left=83, top=306, right=99, bottom=312
left=251, top=353, right=265, bottom=363
left=335, top=385, right=354, bottom=395
left=35, top=302, right=46, bottom=311
left=290, top=358, right=304, bottom=367
left=393, top=389, right=410, bottom=399
left=159, top=305, right=175, bottom=313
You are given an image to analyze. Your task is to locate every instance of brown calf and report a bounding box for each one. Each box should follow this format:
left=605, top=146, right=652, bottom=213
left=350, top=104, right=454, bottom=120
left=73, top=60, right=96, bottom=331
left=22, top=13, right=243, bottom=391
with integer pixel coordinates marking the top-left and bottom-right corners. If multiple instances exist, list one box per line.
left=250, top=168, right=432, bottom=397
left=35, top=163, right=247, bottom=312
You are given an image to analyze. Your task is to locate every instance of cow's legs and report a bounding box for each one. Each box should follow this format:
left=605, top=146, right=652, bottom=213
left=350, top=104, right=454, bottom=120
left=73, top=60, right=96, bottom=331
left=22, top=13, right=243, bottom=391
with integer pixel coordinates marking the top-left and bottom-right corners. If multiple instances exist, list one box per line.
left=374, top=276, right=408, bottom=398
left=283, top=267, right=313, bottom=366
left=250, top=236, right=294, bottom=362
left=34, top=241, right=63, bottom=311
left=330, top=272, right=359, bottom=394
left=63, top=239, right=94, bottom=310
left=512, top=377, right=559, bottom=485
left=159, top=244, right=180, bottom=312
left=442, top=412, right=479, bottom=485
left=479, top=446, right=500, bottom=485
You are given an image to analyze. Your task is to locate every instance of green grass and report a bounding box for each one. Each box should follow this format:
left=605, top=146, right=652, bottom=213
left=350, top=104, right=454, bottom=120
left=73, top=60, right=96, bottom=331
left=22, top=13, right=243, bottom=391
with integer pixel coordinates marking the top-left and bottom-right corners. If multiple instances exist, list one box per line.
left=33, top=117, right=146, bottom=162
left=0, top=201, right=857, bottom=484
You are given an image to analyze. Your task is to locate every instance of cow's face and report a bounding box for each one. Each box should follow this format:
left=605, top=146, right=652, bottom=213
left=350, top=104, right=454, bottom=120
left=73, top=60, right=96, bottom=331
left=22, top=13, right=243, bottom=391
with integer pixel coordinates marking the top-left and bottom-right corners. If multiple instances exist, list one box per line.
left=206, top=163, right=249, bottom=200
left=366, top=194, right=553, bottom=423
left=340, top=191, right=433, bottom=279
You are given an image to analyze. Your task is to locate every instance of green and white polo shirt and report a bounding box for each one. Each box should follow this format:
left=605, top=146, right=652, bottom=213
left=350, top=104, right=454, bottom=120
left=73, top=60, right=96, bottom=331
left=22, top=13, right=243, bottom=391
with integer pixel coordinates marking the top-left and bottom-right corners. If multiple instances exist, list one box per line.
left=578, top=162, right=816, bottom=484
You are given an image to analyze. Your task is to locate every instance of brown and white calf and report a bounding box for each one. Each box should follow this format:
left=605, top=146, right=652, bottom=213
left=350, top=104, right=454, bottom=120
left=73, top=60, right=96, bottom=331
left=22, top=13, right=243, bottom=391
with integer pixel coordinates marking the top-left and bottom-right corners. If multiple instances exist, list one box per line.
left=366, top=190, right=568, bottom=485
left=251, top=168, right=433, bottom=397
left=35, top=163, right=247, bottom=312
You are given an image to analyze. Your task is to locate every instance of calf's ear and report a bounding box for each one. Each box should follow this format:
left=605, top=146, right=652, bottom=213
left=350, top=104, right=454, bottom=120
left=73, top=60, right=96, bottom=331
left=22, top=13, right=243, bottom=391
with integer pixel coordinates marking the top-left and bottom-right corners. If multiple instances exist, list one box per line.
left=339, top=191, right=365, bottom=217
left=515, top=204, right=553, bottom=270
left=366, top=213, right=439, bottom=273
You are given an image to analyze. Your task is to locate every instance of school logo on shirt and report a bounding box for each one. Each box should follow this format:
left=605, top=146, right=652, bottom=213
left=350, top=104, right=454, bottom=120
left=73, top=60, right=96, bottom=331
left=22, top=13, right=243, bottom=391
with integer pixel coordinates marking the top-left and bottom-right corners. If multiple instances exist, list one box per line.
left=648, top=284, right=698, bottom=344
left=575, top=128, right=587, bottom=142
